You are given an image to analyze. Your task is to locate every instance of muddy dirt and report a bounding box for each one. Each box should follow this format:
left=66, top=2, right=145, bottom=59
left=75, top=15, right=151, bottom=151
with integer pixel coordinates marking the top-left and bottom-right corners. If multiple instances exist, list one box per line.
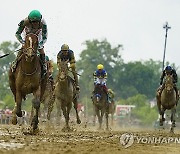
left=0, top=123, right=180, bottom=154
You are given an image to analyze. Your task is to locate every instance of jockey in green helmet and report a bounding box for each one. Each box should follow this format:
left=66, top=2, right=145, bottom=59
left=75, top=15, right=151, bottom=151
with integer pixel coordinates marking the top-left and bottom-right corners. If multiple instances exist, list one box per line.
left=12, top=10, right=48, bottom=77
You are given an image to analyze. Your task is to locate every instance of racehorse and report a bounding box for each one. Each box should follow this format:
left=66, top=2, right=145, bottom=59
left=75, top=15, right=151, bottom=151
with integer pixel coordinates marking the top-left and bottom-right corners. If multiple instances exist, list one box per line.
left=156, top=74, right=177, bottom=133
left=92, top=83, right=109, bottom=130
left=9, top=33, right=46, bottom=132
left=92, top=99, right=115, bottom=126
left=54, top=60, right=81, bottom=131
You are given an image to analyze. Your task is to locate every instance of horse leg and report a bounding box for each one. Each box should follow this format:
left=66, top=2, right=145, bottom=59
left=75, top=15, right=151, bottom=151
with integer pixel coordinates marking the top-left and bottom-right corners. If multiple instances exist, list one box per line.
left=61, top=104, right=69, bottom=129
left=47, top=94, right=55, bottom=120
left=15, top=91, right=23, bottom=117
left=73, top=98, right=81, bottom=124
left=12, top=103, right=18, bottom=125
left=111, top=114, right=114, bottom=126
left=156, top=95, right=161, bottom=115
left=170, top=106, right=176, bottom=130
left=95, top=108, right=102, bottom=129
left=56, top=99, right=61, bottom=125
left=159, top=106, right=165, bottom=126
left=31, top=89, right=41, bottom=131
left=92, top=104, right=96, bottom=126
left=12, top=91, right=22, bottom=125
left=29, top=105, right=34, bottom=125
left=66, top=103, right=72, bottom=130
left=93, top=114, right=96, bottom=126
left=105, top=106, right=109, bottom=130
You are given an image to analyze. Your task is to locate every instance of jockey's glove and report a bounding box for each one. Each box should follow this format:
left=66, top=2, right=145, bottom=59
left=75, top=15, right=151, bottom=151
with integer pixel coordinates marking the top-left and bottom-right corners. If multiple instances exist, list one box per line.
left=20, top=40, right=25, bottom=45
left=69, top=63, right=75, bottom=69
left=39, top=41, right=44, bottom=46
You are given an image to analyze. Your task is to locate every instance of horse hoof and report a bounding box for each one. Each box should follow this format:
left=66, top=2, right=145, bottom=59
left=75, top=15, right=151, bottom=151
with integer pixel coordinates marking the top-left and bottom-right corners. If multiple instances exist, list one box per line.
left=16, top=111, right=22, bottom=117
left=159, top=120, right=163, bottom=126
left=77, top=119, right=81, bottom=124
left=172, top=123, right=176, bottom=127
left=170, top=128, right=174, bottom=134
left=106, top=128, right=109, bottom=131
left=62, top=126, right=71, bottom=132
left=11, top=117, right=17, bottom=125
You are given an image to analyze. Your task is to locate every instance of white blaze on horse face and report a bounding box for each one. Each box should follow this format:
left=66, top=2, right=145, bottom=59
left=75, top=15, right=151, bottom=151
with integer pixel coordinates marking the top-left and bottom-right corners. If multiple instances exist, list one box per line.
left=97, top=96, right=100, bottom=102
left=28, top=37, right=33, bottom=56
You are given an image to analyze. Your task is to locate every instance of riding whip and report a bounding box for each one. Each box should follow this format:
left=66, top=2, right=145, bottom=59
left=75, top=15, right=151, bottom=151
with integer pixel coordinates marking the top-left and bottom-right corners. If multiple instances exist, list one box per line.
left=0, top=48, right=21, bottom=59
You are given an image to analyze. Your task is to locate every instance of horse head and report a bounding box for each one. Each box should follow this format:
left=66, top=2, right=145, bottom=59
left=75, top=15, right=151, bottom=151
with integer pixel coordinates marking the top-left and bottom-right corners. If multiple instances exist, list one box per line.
left=93, top=84, right=105, bottom=103
left=23, top=33, right=38, bottom=62
left=164, top=74, right=174, bottom=93
left=58, top=60, right=69, bottom=81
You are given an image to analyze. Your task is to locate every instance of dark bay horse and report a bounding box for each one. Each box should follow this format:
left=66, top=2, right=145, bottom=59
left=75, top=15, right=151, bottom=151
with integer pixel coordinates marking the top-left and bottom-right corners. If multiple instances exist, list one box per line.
left=93, top=100, right=115, bottom=126
left=9, top=33, right=44, bottom=132
left=156, top=74, right=177, bottom=133
left=54, top=60, right=81, bottom=131
left=92, top=84, right=109, bottom=130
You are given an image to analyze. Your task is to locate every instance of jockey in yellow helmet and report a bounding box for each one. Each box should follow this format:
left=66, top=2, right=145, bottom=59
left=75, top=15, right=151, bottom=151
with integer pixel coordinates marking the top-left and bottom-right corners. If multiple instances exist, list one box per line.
left=93, top=64, right=108, bottom=93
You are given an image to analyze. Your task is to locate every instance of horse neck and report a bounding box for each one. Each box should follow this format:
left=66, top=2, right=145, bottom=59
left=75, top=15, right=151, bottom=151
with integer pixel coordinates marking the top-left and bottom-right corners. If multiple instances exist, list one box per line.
left=95, top=85, right=105, bottom=95
left=58, top=76, right=70, bottom=91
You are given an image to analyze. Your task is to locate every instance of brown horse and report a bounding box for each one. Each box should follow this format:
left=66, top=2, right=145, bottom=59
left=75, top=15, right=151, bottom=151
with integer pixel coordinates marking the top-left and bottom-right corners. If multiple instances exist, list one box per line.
left=9, top=33, right=44, bottom=131
left=156, top=74, right=177, bottom=133
left=54, top=60, right=81, bottom=131
left=92, top=101, right=115, bottom=126
left=92, top=84, right=109, bottom=130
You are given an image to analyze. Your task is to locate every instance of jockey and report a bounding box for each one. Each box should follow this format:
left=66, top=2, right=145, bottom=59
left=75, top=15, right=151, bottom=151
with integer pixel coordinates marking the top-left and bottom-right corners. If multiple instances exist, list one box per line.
left=57, top=44, right=80, bottom=91
left=158, top=65, right=179, bottom=102
left=93, top=64, right=108, bottom=94
left=12, top=10, right=47, bottom=77
left=107, top=89, right=115, bottom=104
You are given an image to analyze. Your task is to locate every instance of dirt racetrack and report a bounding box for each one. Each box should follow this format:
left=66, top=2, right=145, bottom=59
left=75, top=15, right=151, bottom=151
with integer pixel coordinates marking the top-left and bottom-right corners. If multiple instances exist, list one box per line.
left=0, top=123, right=180, bottom=154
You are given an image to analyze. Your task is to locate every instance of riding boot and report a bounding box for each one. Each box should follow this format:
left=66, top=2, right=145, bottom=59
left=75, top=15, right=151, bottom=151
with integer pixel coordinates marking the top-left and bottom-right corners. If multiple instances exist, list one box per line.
left=11, top=49, right=23, bottom=72
left=108, top=95, right=111, bottom=104
left=72, top=71, right=80, bottom=91
left=40, top=54, right=47, bottom=78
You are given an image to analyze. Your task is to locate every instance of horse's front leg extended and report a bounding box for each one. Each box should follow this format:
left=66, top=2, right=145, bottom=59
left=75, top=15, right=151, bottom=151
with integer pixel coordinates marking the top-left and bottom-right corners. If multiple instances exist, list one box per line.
left=95, top=108, right=102, bottom=129
left=61, top=103, right=69, bottom=128
left=171, top=106, right=176, bottom=127
left=73, top=98, right=81, bottom=124
left=12, top=103, right=18, bottom=125
left=105, top=107, right=109, bottom=130
left=56, top=99, right=62, bottom=125
left=160, top=106, right=165, bottom=126
left=32, top=88, right=41, bottom=130
left=15, top=91, right=23, bottom=117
